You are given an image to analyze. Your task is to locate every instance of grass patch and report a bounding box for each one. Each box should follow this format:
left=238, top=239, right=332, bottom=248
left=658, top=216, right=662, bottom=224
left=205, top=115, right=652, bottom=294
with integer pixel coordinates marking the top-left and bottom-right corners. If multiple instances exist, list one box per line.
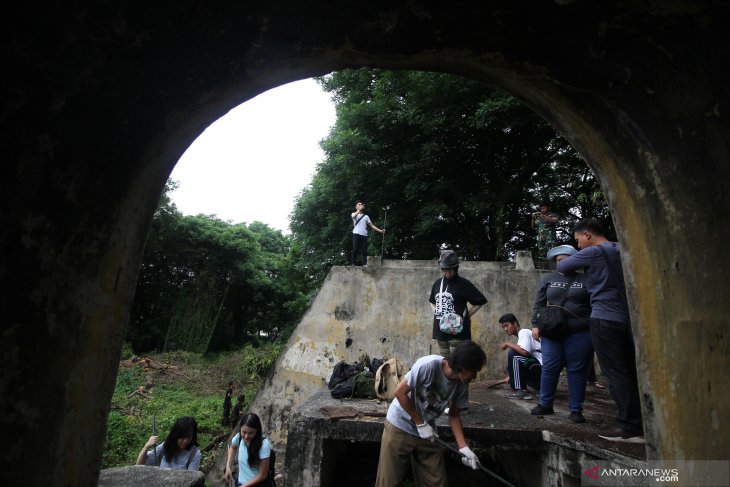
left=102, top=343, right=281, bottom=472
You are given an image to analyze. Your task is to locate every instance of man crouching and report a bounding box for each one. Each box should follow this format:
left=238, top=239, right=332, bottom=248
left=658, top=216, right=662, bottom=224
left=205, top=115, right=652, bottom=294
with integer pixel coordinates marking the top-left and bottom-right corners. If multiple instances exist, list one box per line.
left=375, top=340, right=486, bottom=487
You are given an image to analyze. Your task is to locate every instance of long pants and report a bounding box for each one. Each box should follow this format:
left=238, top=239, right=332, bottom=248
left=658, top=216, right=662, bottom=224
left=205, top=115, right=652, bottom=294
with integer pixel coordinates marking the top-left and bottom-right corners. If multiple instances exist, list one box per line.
left=590, top=318, right=643, bottom=433
left=352, top=234, right=368, bottom=265
left=539, top=331, right=593, bottom=412
left=375, top=420, right=447, bottom=487
left=507, top=348, right=541, bottom=390
left=436, top=338, right=463, bottom=357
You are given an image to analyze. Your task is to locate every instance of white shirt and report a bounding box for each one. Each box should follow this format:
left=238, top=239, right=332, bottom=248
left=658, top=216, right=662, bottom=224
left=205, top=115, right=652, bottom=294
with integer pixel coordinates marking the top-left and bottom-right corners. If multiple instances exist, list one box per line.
left=517, top=328, right=542, bottom=364
left=352, top=214, right=371, bottom=236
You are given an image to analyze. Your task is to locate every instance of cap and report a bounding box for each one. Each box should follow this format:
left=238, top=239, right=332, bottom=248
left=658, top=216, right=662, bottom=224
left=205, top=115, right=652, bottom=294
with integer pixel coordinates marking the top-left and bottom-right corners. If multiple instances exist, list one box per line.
left=438, top=250, right=459, bottom=269
left=547, top=245, right=577, bottom=262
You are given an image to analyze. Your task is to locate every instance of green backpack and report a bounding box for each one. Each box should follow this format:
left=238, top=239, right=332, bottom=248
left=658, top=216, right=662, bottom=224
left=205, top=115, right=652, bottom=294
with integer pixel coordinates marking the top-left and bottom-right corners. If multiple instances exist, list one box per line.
left=351, top=370, right=377, bottom=399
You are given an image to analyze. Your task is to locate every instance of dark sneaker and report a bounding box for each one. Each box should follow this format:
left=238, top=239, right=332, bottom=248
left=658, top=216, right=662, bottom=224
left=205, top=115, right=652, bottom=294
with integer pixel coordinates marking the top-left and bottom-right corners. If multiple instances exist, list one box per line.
left=598, top=428, right=646, bottom=444
left=569, top=411, right=586, bottom=423
left=505, top=390, right=532, bottom=400
left=530, top=404, right=554, bottom=415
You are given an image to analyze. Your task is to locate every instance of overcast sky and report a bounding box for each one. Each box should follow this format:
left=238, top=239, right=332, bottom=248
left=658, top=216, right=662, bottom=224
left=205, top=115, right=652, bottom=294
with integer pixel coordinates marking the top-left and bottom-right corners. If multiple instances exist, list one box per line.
left=169, top=78, right=336, bottom=233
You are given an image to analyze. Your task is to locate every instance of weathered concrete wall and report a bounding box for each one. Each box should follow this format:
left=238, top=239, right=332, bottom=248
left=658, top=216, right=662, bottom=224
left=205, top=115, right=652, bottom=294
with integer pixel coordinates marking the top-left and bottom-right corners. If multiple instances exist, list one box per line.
left=251, top=256, right=546, bottom=445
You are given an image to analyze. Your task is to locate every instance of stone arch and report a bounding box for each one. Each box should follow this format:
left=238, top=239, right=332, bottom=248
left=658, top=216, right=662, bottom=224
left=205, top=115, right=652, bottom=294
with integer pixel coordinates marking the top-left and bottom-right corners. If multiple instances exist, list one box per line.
left=3, top=3, right=728, bottom=484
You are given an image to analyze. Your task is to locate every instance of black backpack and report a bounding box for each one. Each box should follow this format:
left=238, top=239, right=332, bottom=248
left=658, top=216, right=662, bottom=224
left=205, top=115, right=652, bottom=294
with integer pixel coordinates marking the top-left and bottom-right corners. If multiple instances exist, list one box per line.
left=328, top=361, right=364, bottom=398
left=266, top=448, right=276, bottom=487
left=328, top=361, right=362, bottom=389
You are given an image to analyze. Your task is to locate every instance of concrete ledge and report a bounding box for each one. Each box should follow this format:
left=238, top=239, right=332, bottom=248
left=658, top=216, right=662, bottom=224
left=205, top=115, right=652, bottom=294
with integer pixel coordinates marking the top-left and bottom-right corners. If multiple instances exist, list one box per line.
left=98, top=465, right=205, bottom=487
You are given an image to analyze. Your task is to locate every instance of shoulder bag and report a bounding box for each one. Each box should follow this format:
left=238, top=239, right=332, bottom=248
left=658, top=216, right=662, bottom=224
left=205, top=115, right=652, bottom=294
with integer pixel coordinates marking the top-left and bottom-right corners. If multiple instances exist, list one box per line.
left=535, top=275, right=577, bottom=339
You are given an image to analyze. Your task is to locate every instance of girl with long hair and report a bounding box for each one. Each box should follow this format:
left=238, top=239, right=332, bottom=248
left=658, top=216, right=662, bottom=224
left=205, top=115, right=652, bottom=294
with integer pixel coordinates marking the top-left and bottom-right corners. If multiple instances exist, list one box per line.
left=136, top=416, right=201, bottom=470
left=225, top=412, right=273, bottom=486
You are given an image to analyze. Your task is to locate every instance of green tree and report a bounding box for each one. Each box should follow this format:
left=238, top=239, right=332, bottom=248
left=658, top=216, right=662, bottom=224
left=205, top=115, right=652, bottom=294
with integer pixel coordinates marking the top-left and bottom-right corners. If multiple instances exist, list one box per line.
left=291, top=69, right=609, bottom=283
left=129, top=184, right=312, bottom=353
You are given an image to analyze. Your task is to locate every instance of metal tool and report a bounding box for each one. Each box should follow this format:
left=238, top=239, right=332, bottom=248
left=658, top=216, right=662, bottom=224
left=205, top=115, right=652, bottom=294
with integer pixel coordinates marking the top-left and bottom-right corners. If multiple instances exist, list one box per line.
left=152, top=414, right=157, bottom=467
left=433, top=436, right=516, bottom=487
left=381, top=209, right=387, bottom=257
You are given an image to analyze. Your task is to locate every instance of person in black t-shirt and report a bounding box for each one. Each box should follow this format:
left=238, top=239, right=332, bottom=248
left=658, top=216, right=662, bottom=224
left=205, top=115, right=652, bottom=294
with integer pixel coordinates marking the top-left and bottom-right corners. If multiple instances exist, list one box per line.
left=428, top=250, right=488, bottom=357
left=230, top=394, right=246, bottom=429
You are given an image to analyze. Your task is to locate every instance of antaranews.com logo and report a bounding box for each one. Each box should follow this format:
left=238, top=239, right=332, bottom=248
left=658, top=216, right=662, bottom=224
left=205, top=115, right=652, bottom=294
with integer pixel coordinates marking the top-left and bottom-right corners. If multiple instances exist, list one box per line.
left=581, top=460, right=728, bottom=486
left=583, top=465, right=679, bottom=484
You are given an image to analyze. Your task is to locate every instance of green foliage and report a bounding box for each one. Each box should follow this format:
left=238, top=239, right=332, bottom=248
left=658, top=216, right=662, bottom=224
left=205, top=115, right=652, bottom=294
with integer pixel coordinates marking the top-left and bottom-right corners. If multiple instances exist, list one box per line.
left=103, top=345, right=281, bottom=471
left=128, top=186, right=314, bottom=354
left=119, top=341, right=135, bottom=361
left=291, top=69, right=611, bottom=284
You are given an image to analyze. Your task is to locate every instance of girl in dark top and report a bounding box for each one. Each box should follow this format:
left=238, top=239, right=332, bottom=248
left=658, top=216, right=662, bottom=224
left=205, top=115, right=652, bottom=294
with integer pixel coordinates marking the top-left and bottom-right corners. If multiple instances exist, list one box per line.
left=530, top=245, right=594, bottom=423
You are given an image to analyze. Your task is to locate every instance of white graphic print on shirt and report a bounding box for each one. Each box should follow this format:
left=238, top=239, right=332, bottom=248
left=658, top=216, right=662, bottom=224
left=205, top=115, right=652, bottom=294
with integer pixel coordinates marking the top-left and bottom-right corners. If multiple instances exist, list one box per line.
left=434, top=289, right=454, bottom=317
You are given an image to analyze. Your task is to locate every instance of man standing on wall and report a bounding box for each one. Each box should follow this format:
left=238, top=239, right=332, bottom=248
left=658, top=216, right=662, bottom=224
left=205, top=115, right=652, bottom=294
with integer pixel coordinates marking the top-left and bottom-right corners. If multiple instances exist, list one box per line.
left=351, top=201, right=385, bottom=266
left=531, top=201, right=558, bottom=261
left=556, top=218, right=645, bottom=443
left=375, top=340, right=486, bottom=487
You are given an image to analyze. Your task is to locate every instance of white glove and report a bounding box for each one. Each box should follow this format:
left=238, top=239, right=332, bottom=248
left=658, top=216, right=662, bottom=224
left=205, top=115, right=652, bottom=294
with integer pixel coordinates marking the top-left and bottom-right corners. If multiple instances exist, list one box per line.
left=459, top=446, right=479, bottom=470
left=416, top=422, right=437, bottom=441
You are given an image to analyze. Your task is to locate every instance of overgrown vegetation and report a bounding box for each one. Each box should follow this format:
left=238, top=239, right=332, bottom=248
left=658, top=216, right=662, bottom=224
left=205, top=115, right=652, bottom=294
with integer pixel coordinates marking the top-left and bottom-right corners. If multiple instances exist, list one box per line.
left=102, top=344, right=281, bottom=471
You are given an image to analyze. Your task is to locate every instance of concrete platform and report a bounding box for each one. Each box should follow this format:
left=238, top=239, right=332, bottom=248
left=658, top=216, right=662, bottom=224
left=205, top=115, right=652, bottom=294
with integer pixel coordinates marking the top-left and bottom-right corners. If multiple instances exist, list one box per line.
left=285, top=375, right=648, bottom=486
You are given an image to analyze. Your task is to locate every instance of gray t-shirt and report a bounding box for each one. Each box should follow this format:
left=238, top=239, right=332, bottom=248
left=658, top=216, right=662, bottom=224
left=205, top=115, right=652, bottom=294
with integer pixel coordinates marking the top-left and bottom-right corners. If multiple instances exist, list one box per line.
left=144, top=444, right=201, bottom=470
left=386, top=355, right=469, bottom=437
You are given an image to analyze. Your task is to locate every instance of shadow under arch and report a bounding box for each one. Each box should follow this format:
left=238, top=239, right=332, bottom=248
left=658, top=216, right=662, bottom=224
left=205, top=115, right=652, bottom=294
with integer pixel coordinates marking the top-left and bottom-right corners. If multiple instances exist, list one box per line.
left=2, top=3, right=728, bottom=484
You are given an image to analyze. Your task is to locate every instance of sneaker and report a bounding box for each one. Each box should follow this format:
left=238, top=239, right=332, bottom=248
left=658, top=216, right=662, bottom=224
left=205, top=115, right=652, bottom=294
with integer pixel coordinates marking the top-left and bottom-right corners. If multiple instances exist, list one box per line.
left=530, top=404, right=554, bottom=415
left=505, top=390, right=532, bottom=400
left=569, top=411, right=586, bottom=423
left=598, top=428, right=646, bottom=444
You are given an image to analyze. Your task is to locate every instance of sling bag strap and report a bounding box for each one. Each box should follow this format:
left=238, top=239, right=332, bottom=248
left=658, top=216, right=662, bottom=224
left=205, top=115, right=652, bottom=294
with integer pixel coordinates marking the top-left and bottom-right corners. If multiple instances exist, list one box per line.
left=552, top=274, right=577, bottom=308
left=439, top=278, right=445, bottom=314
left=353, top=213, right=365, bottom=228
left=545, top=274, right=585, bottom=322
left=185, top=446, right=199, bottom=469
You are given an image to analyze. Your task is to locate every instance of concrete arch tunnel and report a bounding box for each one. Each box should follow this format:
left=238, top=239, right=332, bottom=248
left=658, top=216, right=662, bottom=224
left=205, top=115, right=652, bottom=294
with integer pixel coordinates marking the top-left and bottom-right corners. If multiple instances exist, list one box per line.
left=2, top=2, right=728, bottom=484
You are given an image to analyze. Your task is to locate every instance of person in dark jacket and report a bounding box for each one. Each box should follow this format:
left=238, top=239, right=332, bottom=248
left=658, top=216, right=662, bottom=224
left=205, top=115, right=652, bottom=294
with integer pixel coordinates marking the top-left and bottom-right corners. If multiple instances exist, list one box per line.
left=223, top=381, right=234, bottom=426
left=556, top=219, right=644, bottom=443
left=530, top=245, right=594, bottom=423
left=230, top=394, right=245, bottom=429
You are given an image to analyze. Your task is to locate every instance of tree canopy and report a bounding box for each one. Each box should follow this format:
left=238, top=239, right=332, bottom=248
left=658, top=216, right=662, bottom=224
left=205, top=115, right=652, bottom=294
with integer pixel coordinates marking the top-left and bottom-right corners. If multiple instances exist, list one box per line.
left=290, top=69, right=611, bottom=283
left=127, top=182, right=310, bottom=353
